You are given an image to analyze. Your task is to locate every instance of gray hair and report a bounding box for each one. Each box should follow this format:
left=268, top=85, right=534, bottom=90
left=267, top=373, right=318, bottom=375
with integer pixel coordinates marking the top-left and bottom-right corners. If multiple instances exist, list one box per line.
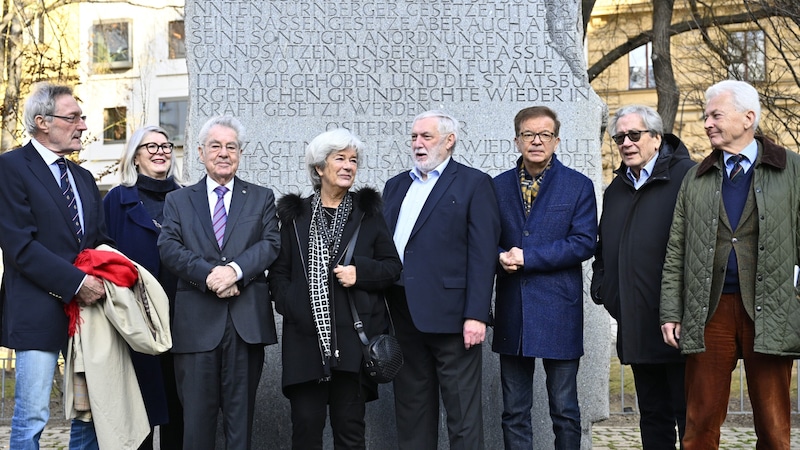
left=118, top=125, right=184, bottom=187
left=306, top=128, right=364, bottom=190
left=197, top=116, right=245, bottom=148
left=706, top=80, right=761, bottom=129
left=609, top=105, right=664, bottom=138
left=412, top=110, right=460, bottom=153
left=24, top=82, right=75, bottom=136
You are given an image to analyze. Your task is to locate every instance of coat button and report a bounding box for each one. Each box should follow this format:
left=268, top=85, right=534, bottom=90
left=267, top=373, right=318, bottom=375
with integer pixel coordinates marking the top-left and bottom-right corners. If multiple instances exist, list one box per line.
left=523, top=230, right=529, bottom=237
left=731, top=237, right=738, bottom=244
left=756, top=306, right=762, bottom=311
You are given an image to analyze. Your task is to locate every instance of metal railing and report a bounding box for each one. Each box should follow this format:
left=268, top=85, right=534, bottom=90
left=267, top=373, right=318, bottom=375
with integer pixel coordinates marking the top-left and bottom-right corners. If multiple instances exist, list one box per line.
left=610, top=357, right=800, bottom=416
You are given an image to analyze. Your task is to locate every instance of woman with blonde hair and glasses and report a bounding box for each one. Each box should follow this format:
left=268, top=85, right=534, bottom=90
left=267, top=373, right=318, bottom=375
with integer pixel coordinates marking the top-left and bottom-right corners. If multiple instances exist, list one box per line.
left=103, top=125, right=184, bottom=449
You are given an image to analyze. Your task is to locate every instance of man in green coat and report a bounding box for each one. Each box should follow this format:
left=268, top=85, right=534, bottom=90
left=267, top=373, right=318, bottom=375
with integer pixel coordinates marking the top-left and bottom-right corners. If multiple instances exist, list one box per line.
left=660, top=80, right=800, bottom=450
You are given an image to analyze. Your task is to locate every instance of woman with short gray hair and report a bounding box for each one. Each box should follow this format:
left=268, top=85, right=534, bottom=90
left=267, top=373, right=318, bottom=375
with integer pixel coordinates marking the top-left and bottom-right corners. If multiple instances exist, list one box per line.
left=269, top=128, right=401, bottom=449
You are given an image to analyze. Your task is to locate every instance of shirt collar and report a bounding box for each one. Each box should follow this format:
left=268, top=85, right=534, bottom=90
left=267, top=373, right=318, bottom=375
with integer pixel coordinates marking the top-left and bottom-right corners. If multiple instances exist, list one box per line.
left=409, top=156, right=451, bottom=182
left=625, top=149, right=660, bottom=185
left=30, top=138, right=61, bottom=166
left=206, top=176, right=235, bottom=195
left=723, top=139, right=758, bottom=166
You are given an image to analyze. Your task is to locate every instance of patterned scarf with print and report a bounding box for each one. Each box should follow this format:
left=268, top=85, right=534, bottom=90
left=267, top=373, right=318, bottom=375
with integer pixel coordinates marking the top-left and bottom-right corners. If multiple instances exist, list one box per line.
left=306, top=190, right=353, bottom=376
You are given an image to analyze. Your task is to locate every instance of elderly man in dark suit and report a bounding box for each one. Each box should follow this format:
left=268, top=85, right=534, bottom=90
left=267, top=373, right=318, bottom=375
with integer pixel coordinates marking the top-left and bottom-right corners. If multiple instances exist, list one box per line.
left=158, top=116, right=280, bottom=450
left=0, top=82, right=112, bottom=448
left=383, top=109, right=501, bottom=449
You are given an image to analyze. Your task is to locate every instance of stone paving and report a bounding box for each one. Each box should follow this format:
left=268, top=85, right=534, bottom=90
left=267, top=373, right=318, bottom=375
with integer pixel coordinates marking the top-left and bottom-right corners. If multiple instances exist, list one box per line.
left=592, top=426, right=800, bottom=449
left=1, top=424, right=799, bottom=449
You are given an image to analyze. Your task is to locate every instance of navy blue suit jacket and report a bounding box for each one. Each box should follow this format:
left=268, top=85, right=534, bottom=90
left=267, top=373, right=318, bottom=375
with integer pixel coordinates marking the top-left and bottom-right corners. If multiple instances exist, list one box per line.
left=383, top=159, right=501, bottom=333
left=158, top=176, right=280, bottom=353
left=0, top=143, right=111, bottom=351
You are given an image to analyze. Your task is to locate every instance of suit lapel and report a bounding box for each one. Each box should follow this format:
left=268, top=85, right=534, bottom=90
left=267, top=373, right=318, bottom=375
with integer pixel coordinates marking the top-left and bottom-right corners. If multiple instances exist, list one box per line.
left=222, top=177, right=248, bottom=249
left=24, top=145, right=78, bottom=239
left=188, top=177, right=218, bottom=245
left=121, top=187, right=159, bottom=232
left=409, top=160, right=458, bottom=239
left=385, top=174, right=413, bottom=232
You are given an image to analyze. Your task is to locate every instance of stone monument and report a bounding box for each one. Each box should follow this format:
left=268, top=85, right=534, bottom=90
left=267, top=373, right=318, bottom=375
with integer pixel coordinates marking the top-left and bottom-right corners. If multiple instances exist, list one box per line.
left=184, top=0, right=610, bottom=448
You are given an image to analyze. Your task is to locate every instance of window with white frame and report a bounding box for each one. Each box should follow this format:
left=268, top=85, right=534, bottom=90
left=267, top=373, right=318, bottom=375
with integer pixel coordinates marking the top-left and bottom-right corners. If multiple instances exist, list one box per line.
left=159, top=99, right=188, bottom=145
left=628, top=43, right=655, bottom=90
left=728, top=30, right=765, bottom=82
left=169, top=21, right=186, bottom=59
left=103, top=107, right=127, bottom=144
left=92, top=20, right=132, bottom=70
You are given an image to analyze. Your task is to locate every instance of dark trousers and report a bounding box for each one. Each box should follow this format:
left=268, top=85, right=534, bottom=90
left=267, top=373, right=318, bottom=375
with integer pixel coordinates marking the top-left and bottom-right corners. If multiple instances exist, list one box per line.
left=389, top=288, right=484, bottom=450
left=631, top=362, right=686, bottom=450
left=684, top=293, right=793, bottom=450
left=159, top=351, right=184, bottom=450
left=285, top=371, right=367, bottom=450
left=500, top=355, right=581, bottom=450
left=174, top=313, right=265, bottom=450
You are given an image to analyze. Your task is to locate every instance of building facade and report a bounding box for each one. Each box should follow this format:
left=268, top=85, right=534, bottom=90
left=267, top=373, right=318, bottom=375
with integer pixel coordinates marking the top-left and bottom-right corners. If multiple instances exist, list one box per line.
left=588, top=0, right=800, bottom=183
left=77, top=1, right=187, bottom=190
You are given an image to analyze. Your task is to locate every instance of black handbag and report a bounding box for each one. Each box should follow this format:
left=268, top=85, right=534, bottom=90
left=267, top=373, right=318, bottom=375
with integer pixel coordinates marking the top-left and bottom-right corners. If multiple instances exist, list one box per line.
left=342, top=219, right=404, bottom=383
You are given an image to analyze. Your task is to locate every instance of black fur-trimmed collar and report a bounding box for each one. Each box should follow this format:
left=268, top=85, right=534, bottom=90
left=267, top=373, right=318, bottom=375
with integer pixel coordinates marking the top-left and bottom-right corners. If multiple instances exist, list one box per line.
left=276, top=187, right=383, bottom=224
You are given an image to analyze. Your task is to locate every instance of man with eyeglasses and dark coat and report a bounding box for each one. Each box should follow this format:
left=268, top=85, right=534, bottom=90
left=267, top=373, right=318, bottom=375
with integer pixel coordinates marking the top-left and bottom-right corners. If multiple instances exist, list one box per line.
left=492, top=106, right=597, bottom=450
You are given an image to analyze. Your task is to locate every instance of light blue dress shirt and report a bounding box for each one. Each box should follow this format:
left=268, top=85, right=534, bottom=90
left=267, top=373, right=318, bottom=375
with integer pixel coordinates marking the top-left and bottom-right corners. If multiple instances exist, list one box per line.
left=625, top=150, right=660, bottom=190
left=723, top=139, right=758, bottom=177
left=392, top=157, right=451, bottom=263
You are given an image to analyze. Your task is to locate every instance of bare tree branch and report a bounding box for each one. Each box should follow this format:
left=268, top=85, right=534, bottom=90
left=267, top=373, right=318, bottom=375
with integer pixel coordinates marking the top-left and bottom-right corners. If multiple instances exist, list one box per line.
left=588, top=7, right=781, bottom=81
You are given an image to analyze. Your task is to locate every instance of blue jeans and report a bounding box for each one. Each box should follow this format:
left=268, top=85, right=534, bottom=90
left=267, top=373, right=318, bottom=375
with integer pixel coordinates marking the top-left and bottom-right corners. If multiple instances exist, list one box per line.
left=10, top=350, right=60, bottom=450
left=69, top=419, right=98, bottom=450
left=500, top=355, right=581, bottom=450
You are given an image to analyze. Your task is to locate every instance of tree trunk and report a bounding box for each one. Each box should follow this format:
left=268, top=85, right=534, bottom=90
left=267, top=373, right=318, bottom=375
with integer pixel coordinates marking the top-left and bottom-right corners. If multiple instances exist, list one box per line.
left=582, top=0, right=597, bottom=38
left=652, top=0, right=679, bottom=133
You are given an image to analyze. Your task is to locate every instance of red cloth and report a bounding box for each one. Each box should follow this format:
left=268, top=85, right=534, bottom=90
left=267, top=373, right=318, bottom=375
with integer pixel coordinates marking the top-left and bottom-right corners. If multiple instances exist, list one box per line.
left=66, top=248, right=138, bottom=336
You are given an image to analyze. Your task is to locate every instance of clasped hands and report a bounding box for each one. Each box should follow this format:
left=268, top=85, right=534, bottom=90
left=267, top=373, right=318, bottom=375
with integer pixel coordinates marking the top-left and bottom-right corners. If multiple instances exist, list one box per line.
left=206, top=265, right=240, bottom=299
left=499, top=247, right=524, bottom=273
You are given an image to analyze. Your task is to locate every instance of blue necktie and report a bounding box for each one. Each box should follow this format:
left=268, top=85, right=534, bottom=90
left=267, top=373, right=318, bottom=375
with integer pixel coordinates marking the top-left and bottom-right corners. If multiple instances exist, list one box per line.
left=212, top=186, right=229, bottom=248
left=57, top=158, right=83, bottom=239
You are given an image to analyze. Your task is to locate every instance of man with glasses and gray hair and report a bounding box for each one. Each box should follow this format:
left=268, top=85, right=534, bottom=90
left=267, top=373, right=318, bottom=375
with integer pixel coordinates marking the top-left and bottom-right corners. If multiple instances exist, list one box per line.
left=0, top=82, right=112, bottom=448
left=592, top=104, right=694, bottom=449
left=158, top=115, right=280, bottom=450
left=492, top=105, right=597, bottom=449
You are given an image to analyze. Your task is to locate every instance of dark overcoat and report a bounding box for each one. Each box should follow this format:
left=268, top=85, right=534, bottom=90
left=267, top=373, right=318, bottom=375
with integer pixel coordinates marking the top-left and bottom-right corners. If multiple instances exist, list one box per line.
left=591, top=134, right=695, bottom=364
left=269, top=188, right=402, bottom=395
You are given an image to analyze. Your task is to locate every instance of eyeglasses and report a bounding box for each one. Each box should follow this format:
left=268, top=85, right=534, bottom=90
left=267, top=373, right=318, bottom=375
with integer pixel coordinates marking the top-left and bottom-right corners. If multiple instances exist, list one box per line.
left=611, top=129, right=654, bottom=145
left=205, top=143, right=241, bottom=153
left=138, top=142, right=174, bottom=154
left=518, top=131, right=556, bottom=143
left=46, top=114, right=87, bottom=123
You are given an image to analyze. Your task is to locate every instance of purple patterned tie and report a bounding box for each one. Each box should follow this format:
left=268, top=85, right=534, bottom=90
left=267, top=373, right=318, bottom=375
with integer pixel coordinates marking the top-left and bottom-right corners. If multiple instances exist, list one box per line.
left=212, top=186, right=229, bottom=248
left=57, top=158, right=83, bottom=238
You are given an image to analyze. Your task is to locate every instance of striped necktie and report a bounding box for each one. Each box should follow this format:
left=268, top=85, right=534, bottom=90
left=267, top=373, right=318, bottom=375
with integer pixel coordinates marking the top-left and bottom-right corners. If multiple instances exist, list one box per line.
left=57, top=158, right=83, bottom=239
left=729, top=154, right=745, bottom=181
left=212, top=186, right=229, bottom=248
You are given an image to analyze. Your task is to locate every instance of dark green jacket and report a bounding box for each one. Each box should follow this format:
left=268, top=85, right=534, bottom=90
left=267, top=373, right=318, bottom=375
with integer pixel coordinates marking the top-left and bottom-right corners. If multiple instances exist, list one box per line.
left=660, top=137, right=800, bottom=355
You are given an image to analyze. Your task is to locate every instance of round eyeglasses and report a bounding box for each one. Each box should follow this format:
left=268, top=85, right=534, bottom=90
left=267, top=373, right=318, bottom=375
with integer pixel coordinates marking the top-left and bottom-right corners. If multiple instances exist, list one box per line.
left=138, top=142, right=175, bottom=154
